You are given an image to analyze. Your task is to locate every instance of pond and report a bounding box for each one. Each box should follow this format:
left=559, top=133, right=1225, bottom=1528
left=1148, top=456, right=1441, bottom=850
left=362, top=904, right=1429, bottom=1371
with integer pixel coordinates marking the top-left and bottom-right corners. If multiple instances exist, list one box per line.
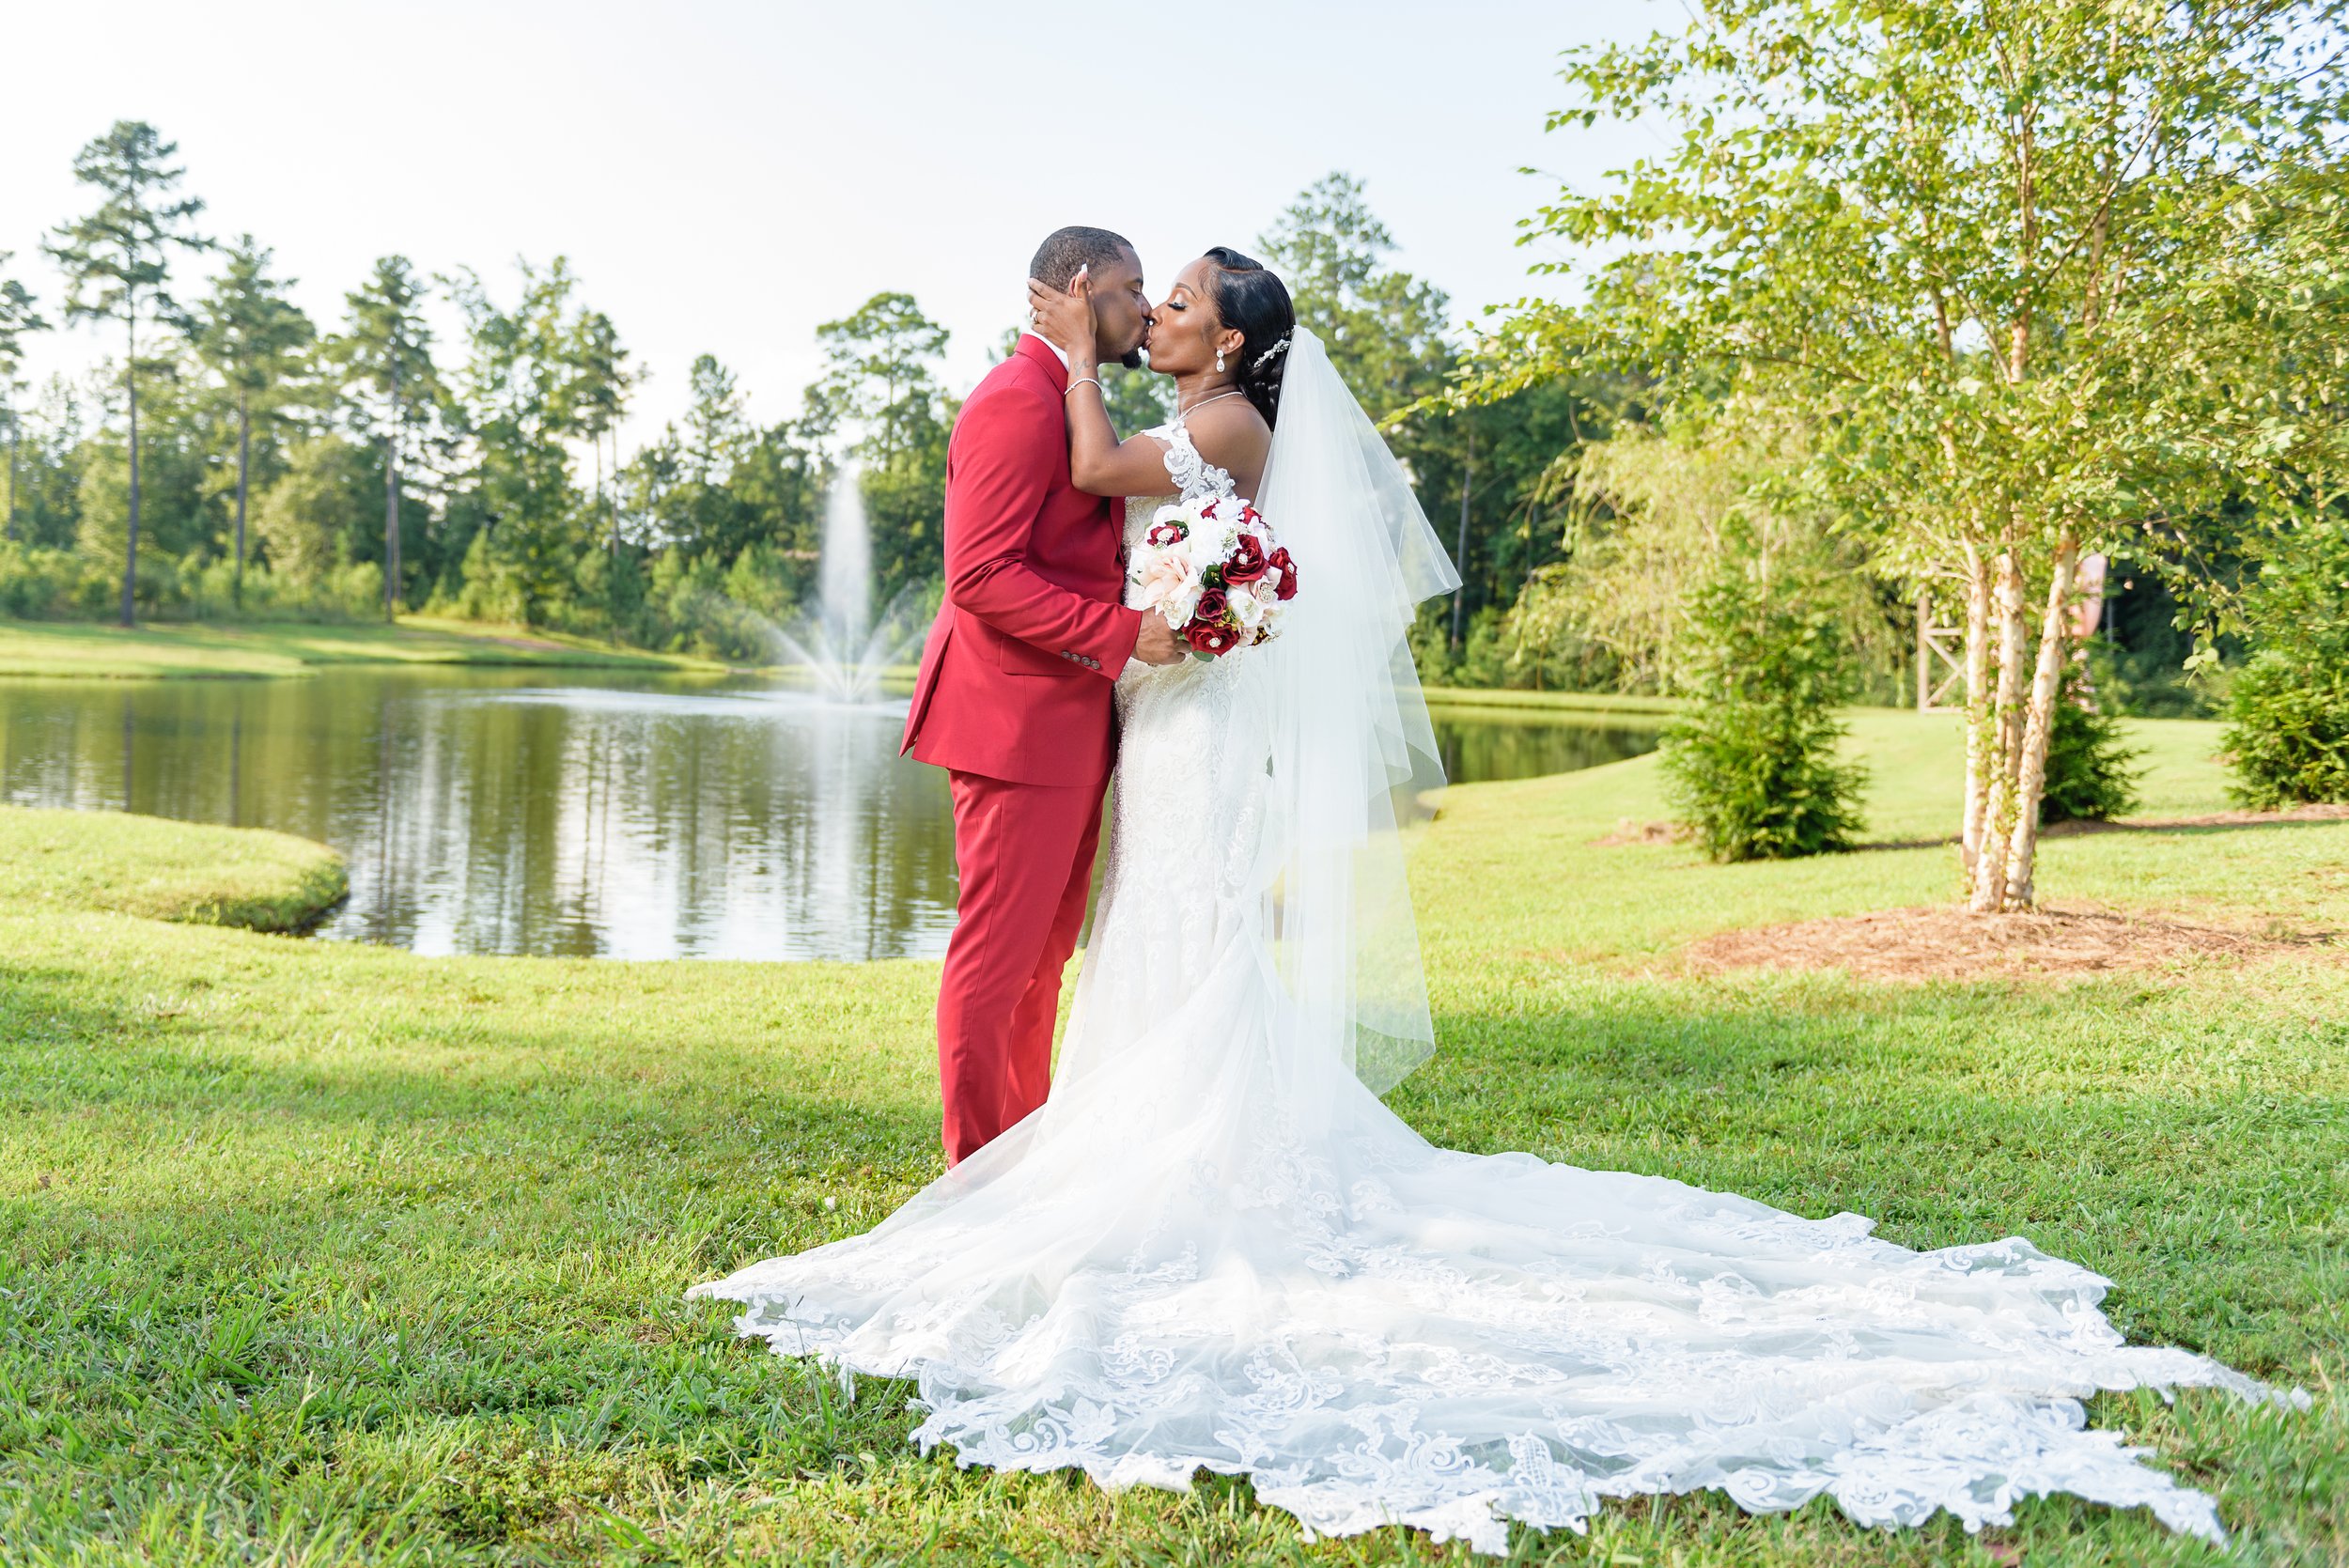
left=0, top=670, right=1658, bottom=961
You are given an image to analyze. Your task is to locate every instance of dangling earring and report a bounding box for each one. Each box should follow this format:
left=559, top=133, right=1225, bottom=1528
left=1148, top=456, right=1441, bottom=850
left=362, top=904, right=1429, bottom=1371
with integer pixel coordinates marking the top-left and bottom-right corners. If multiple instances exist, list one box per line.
left=1215, top=347, right=1226, bottom=372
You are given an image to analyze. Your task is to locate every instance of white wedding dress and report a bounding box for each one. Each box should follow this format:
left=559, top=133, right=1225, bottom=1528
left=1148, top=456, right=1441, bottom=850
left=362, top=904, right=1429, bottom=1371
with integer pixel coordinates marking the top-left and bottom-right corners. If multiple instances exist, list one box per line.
left=693, top=334, right=2286, bottom=1554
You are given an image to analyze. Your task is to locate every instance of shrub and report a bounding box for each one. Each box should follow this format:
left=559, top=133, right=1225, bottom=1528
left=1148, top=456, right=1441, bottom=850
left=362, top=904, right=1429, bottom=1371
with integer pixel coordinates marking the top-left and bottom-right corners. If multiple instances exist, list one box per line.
left=2040, top=655, right=2144, bottom=824
left=1660, top=549, right=1867, bottom=862
left=0, top=541, right=113, bottom=617
left=2224, top=518, right=2349, bottom=808
left=0, top=539, right=387, bottom=625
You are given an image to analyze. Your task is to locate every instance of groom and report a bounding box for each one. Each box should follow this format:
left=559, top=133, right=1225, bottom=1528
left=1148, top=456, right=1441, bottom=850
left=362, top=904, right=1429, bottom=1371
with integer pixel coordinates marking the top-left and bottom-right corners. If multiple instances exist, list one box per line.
left=901, top=225, right=1184, bottom=1167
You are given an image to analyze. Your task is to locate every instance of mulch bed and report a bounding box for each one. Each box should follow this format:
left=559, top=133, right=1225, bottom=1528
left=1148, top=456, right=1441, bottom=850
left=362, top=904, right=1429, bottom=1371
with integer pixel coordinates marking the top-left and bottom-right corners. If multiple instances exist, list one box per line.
left=1684, top=903, right=2341, bottom=984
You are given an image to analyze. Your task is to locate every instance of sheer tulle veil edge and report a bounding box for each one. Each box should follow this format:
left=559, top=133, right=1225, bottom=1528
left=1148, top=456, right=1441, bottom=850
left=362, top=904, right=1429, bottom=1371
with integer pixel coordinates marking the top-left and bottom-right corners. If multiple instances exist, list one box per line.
left=1256, top=326, right=1461, bottom=1098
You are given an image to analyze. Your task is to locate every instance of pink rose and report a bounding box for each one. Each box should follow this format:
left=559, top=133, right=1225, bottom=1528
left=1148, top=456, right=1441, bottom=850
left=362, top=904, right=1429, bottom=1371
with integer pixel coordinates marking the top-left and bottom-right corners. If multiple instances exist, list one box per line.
left=1138, top=554, right=1190, bottom=611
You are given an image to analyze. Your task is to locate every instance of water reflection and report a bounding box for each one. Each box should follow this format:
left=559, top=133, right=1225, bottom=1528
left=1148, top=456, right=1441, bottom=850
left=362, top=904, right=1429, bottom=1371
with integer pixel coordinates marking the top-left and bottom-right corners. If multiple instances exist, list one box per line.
left=0, top=671, right=1658, bottom=960
left=1430, top=708, right=1660, bottom=784
left=0, top=669, right=956, bottom=961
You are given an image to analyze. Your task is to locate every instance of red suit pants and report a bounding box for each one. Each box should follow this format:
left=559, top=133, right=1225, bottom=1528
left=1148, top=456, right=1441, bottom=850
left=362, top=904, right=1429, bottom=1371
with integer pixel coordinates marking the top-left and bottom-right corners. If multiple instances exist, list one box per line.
left=937, top=767, right=1104, bottom=1166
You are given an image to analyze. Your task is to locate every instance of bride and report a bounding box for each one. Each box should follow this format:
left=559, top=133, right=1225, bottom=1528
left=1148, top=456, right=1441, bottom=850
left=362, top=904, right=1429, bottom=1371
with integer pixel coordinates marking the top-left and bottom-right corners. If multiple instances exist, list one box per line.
left=692, top=249, right=2285, bottom=1553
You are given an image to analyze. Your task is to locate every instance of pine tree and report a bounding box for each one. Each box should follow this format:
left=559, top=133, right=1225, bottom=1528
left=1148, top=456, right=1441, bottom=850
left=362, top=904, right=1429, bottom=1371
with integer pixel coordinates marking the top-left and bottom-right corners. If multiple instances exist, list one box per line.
left=44, top=120, right=210, bottom=625
left=194, top=237, right=313, bottom=600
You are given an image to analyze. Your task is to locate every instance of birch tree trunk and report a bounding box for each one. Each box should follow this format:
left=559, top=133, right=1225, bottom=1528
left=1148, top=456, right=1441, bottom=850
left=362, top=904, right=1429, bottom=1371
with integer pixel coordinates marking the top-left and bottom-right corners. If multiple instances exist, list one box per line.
left=1999, top=534, right=2080, bottom=908
left=1968, top=551, right=2032, bottom=911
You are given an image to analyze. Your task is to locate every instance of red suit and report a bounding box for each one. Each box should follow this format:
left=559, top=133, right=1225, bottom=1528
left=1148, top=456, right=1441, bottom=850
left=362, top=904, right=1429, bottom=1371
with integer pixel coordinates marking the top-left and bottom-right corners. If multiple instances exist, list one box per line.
left=902, top=335, right=1143, bottom=1166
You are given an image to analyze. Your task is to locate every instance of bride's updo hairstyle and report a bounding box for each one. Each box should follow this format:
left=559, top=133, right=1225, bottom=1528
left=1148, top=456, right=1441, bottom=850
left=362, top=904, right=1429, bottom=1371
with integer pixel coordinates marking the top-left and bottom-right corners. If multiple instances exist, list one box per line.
left=1204, top=247, right=1297, bottom=428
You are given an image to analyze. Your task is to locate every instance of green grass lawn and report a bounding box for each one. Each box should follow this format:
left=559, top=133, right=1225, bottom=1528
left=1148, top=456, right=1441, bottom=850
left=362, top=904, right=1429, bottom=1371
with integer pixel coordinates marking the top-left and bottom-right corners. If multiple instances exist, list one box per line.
left=1, top=715, right=2341, bottom=1565
left=0, top=616, right=718, bottom=680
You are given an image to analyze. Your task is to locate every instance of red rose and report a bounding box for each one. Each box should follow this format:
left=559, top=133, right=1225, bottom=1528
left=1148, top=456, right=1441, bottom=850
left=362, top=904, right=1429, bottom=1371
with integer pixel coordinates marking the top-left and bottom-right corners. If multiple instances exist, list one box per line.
left=1267, top=547, right=1299, bottom=601
left=1198, top=500, right=1221, bottom=520
left=1192, top=586, right=1228, bottom=623
left=1186, top=621, right=1239, bottom=655
left=1224, top=532, right=1269, bottom=584
left=1145, top=520, right=1187, bottom=547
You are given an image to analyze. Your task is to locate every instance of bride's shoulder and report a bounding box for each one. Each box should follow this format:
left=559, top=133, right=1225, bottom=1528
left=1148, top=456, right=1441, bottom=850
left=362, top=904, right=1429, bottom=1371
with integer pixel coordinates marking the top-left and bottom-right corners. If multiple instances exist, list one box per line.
left=1177, top=399, right=1270, bottom=482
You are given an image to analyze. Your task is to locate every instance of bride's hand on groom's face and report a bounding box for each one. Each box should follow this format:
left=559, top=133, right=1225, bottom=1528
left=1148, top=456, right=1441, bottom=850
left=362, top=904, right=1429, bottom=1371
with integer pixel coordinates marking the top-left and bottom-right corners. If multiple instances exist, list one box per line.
left=1027, top=272, right=1098, bottom=367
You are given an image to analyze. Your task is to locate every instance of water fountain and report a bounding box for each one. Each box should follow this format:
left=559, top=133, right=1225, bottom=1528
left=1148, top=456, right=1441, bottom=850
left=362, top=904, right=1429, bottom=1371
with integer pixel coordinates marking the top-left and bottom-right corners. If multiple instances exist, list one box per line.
left=770, top=463, right=921, bottom=706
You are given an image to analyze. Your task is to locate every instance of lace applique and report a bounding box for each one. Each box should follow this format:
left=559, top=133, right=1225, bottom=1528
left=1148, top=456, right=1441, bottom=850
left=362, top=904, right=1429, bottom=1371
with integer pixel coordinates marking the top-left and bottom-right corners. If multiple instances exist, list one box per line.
left=1159, top=420, right=1237, bottom=503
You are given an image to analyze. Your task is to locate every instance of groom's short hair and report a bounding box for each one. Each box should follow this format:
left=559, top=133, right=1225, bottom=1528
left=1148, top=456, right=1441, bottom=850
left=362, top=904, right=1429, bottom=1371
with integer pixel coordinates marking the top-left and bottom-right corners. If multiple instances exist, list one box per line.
left=1031, top=226, right=1136, bottom=290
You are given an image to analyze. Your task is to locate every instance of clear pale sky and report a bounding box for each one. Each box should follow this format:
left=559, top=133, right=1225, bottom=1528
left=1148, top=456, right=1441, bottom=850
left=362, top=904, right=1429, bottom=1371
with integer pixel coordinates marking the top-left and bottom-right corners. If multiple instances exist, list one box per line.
left=1, top=0, right=1663, bottom=444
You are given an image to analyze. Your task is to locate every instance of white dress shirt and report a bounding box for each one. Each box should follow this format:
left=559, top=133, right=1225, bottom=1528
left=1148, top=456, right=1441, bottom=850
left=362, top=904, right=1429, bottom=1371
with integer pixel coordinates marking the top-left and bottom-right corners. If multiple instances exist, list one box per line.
left=1023, top=329, right=1070, bottom=370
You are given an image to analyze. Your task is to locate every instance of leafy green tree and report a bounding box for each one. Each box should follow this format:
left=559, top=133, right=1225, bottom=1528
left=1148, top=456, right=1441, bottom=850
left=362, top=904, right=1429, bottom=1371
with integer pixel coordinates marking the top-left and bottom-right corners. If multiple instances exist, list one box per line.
left=810, top=293, right=949, bottom=460
left=624, top=354, right=756, bottom=563
left=43, top=119, right=210, bottom=625
left=194, top=237, right=313, bottom=598
left=8, top=377, right=86, bottom=552
left=809, top=292, right=953, bottom=596
left=327, top=256, right=443, bottom=616
left=2224, top=516, right=2349, bottom=808
left=1260, top=173, right=1454, bottom=421
left=254, top=433, right=381, bottom=584
left=0, top=252, right=46, bottom=543
left=73, top=367, right=218, bottom=607
left=447, top=258, right=598, bottom=622
left=1264, top=174, right=1617, bottom=679
left=559, top=308, right=634, bottom=556
left=1474, top=1, right=2349, bottom=909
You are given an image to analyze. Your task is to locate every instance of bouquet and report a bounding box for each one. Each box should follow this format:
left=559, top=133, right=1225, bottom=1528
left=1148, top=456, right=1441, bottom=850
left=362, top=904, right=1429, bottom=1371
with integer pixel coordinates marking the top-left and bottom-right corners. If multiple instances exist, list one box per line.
left=1128, top=497, right=1299, bottom=660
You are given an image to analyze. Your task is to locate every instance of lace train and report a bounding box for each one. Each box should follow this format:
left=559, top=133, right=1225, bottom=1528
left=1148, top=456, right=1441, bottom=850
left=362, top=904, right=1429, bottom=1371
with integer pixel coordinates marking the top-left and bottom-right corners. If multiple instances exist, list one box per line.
left=696, top=1065, right=2283, bottom=1552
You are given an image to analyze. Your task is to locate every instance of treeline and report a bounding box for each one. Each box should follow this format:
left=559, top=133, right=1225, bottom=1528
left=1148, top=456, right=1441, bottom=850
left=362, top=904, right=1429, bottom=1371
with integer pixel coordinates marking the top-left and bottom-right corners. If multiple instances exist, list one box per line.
left=0, top=126, right=1609, bottom=675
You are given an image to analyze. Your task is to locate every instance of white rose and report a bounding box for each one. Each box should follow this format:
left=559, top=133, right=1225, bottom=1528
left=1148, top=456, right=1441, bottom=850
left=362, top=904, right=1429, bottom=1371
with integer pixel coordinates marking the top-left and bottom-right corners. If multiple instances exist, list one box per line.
left=1228, top=585, right=1266, bottom=628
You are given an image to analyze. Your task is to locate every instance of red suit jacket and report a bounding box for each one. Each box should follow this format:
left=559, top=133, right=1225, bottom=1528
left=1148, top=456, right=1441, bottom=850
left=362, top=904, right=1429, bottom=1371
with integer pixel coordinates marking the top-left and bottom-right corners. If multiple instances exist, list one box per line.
left=901, top=336, right=1143, bottom=784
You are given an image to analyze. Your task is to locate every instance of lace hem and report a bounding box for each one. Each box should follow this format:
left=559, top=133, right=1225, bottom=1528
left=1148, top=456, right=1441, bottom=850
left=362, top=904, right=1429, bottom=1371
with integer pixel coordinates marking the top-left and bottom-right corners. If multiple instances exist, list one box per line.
left=714, top=1296, right=2273, bottom=1555
left=695, top=1109, right=2295, bottom=1558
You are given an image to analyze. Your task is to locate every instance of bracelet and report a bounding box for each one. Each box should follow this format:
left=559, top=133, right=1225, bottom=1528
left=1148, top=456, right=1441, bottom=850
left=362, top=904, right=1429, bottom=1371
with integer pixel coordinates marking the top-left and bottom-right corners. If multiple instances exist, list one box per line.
left=1065, top=376, right=1103, bottom=398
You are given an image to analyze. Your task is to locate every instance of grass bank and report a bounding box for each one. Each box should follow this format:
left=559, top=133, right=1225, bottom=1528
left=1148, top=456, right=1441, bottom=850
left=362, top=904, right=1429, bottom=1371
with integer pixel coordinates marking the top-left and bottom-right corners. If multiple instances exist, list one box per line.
left=1423, top=686, right=1680, bottom=718
left=1, top=717, right=2341, bottom=1564
left=0, top=615, right=719, bottom=680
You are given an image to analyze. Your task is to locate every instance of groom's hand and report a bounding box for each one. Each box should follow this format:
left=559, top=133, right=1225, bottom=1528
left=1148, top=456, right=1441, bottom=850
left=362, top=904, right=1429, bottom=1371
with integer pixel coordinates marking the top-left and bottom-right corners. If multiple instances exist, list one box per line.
left=1134, top=614, right=1186, bottom=667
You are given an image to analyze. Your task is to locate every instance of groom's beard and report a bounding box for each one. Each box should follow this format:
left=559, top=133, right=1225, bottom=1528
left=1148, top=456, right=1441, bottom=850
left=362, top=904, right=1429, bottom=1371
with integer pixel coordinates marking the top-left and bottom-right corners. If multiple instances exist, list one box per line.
left=1120, top=348, right=1145, bottom=369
